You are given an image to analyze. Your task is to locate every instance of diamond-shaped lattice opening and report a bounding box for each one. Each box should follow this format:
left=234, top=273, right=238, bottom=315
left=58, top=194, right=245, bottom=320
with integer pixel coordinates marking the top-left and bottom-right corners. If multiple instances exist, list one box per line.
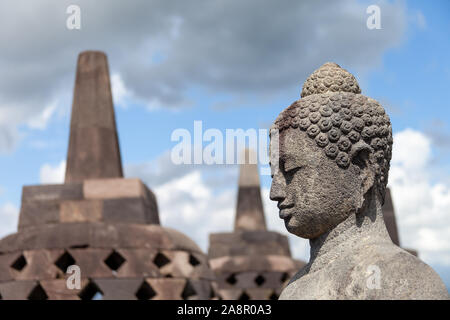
left=28, top=283, right=48, bottom=300
left=181, top=281, right=197, bottom=300
left=153, top=252, right=170, bottom=268
left=238, top=291, right=250, bottom=300
left=104, top=250, right=126, bottom=271
left=254, top=275, right=265, bottom=287
left=188, top=254, right=200, bottom=267
left=135, top=281, right=156, bottom=300
left=54, top=251, right=76, bottom=272
left=78, top=280, right=103, bottom=300
left=10, top=254, right=27, bottom=271
left=280, top=272, right=290, bottom=283
left=225, top=273, right=237, bottom=285
left=269, top=291, right=278, bottom=300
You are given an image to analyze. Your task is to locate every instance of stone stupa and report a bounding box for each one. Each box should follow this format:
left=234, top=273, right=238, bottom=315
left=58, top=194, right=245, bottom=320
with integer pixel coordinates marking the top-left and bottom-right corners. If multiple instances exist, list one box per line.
left=382, top=188, right=418, bottom=256
left=208, top=149, right=304, bottom=300
left=0, top=51, right=215, bottom=300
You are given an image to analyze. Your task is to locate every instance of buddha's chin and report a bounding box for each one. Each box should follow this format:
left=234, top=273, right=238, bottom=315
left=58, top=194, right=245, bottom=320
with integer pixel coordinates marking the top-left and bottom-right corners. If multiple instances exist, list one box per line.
left=285, top=217, right=324, bottom=239
left=284, top=218, right=309, bottom=239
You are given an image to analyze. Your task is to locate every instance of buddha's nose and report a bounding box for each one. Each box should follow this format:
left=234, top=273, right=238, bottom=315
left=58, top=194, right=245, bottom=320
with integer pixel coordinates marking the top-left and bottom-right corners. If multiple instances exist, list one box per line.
left=270, top=172, right=286, bottom=202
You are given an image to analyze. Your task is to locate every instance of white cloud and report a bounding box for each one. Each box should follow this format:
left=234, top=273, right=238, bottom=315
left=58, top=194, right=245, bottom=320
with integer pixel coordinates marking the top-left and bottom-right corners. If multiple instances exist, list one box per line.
left=27, top=99, right=58, bottom=130
left=111, top=73, right=132, bottom=108
left=389, top=128, right=450, bottom=266
left=0, top=202, right=19, bottom=238
left=0, top=0, right=408, bottom=151
left=39, top=160, right=66, bottom=184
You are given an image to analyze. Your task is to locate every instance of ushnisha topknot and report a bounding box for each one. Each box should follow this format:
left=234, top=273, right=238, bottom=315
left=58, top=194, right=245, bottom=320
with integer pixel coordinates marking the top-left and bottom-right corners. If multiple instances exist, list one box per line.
left=272, top=62, right=392, bottom=203
left=301, top=62, right=361, bottom=98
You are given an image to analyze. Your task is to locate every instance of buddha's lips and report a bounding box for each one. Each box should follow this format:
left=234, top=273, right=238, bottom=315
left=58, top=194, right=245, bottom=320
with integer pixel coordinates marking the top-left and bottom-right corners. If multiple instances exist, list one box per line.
left=279, top=209, right=292, bottom=219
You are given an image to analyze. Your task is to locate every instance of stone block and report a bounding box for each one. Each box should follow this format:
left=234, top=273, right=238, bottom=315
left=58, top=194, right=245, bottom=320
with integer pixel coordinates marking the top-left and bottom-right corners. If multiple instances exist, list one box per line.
left=18, top=201, right=60, bottom=229
left=83, top=178, right=145, bottom=200
left=246, top=288, right=274, bottom=300
left=0, top=280, right=37, bottom=300
left=188, top=279, right=213, bottom=299
left=146, top=278, right=185, bottom=300
left=60, top=200, right=103, bottom=223
left=40, top=279, right=85, bottom=300
left=21, top=184, right=83, bottom=203
left=208, top=231, right=291, bottom=258
left=18, top=183, right=83, bottom=230
left=95, top=278, right=142, bottom=300
left=102, top=198, right=147, bottom=224
left=217, top=288, right=243, bottom=300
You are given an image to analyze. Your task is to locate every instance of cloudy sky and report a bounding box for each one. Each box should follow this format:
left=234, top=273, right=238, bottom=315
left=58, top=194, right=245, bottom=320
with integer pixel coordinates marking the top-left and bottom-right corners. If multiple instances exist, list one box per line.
left=0, top=0, right=449, bottom=290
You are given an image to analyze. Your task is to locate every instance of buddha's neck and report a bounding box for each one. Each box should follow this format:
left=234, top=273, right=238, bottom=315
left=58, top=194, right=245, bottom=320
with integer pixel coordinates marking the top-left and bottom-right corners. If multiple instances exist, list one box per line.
left=308, top=190, right=391, bottom=272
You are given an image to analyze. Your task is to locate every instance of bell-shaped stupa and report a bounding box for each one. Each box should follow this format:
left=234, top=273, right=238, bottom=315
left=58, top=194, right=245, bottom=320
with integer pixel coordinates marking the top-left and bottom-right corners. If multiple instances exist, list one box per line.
left=0, top=51, right=215, bottom=300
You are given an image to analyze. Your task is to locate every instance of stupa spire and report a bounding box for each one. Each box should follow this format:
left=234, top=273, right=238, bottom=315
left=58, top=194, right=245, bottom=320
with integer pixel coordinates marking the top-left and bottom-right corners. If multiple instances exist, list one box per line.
left=65, top=51, right=123, bottom=183
left=382, top=187, right=401, bottom=246
left=234, top=149, right=267, bottom=231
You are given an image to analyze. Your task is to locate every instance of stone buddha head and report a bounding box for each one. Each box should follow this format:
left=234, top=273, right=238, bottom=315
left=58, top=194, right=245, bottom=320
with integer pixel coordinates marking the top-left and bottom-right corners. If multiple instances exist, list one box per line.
left=270, top=62, right=393, bottom=239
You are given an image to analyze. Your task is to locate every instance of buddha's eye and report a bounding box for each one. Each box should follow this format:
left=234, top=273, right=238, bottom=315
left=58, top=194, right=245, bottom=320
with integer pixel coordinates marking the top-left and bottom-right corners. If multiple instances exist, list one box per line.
left=284, top=162, right=302, bottom=174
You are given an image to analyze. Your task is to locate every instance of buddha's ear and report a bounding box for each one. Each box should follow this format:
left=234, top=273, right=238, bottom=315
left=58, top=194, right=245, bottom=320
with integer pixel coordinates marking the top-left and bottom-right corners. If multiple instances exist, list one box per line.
left=350, top=141, right=375, bottom=195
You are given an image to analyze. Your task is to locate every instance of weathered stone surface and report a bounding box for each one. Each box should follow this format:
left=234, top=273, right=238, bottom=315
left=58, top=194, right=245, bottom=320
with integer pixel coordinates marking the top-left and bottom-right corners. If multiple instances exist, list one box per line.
left=0, top=253, right=19, bottom=282
left=22, top=184, right=83, bottom=203
left=246, top=288, right=274, bottom=300
left=13, top=250, right=62, bottom=281
left=208, top=231, right=291, bottom=258
left=83, top=178, right=145, bottom=200
left=146, top=278, right=185, bottom=300
left=114, top=249, right=160, bottom=278
left=65, top=51, right=123, bottom=183
left=18, top=183, right=83, bottom=229
left=95, top=278, right=142, bottom=300
left=60, top=200, right=103, bottom=223
left=271, top=62, right=449, bottom=300
left=210, top=255, right=298, bottom=273
left=218, top=288, right=243, bottom=300
left=0, top=280, right=38, bottom=300
left=0, top=224, right=203, bottom=254
left=102, top=198, right=147, bottom=224
left=69, top=248, right=114, bottom=278
left=40, top=279, right=86, bottom=300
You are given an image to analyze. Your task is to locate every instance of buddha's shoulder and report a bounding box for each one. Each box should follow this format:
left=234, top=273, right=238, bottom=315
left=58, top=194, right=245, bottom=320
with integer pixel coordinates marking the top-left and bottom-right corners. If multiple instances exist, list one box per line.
left=280, top=244, right=449, bottom=300
left=363, top=244, right=448, bottom=299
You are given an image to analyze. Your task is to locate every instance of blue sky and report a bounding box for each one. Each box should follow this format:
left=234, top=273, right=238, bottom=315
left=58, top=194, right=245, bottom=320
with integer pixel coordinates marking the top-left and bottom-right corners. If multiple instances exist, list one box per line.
left=0, top=0, right=449, bottom=291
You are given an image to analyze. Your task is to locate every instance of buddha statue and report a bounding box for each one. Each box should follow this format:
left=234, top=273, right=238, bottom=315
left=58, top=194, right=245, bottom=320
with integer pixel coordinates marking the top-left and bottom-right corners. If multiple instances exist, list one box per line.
left=269, top=62, right=448, bottom=299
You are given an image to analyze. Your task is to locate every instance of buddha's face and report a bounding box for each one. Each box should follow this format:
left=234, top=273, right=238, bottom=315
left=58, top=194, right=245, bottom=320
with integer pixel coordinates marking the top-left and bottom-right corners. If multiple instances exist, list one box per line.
left=270, top=127, right=367, bottom=239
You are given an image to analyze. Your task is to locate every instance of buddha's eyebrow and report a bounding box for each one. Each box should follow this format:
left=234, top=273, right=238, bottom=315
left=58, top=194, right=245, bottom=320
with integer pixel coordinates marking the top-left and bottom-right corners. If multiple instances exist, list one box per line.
left=284, top=153, right=306, bottom=169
